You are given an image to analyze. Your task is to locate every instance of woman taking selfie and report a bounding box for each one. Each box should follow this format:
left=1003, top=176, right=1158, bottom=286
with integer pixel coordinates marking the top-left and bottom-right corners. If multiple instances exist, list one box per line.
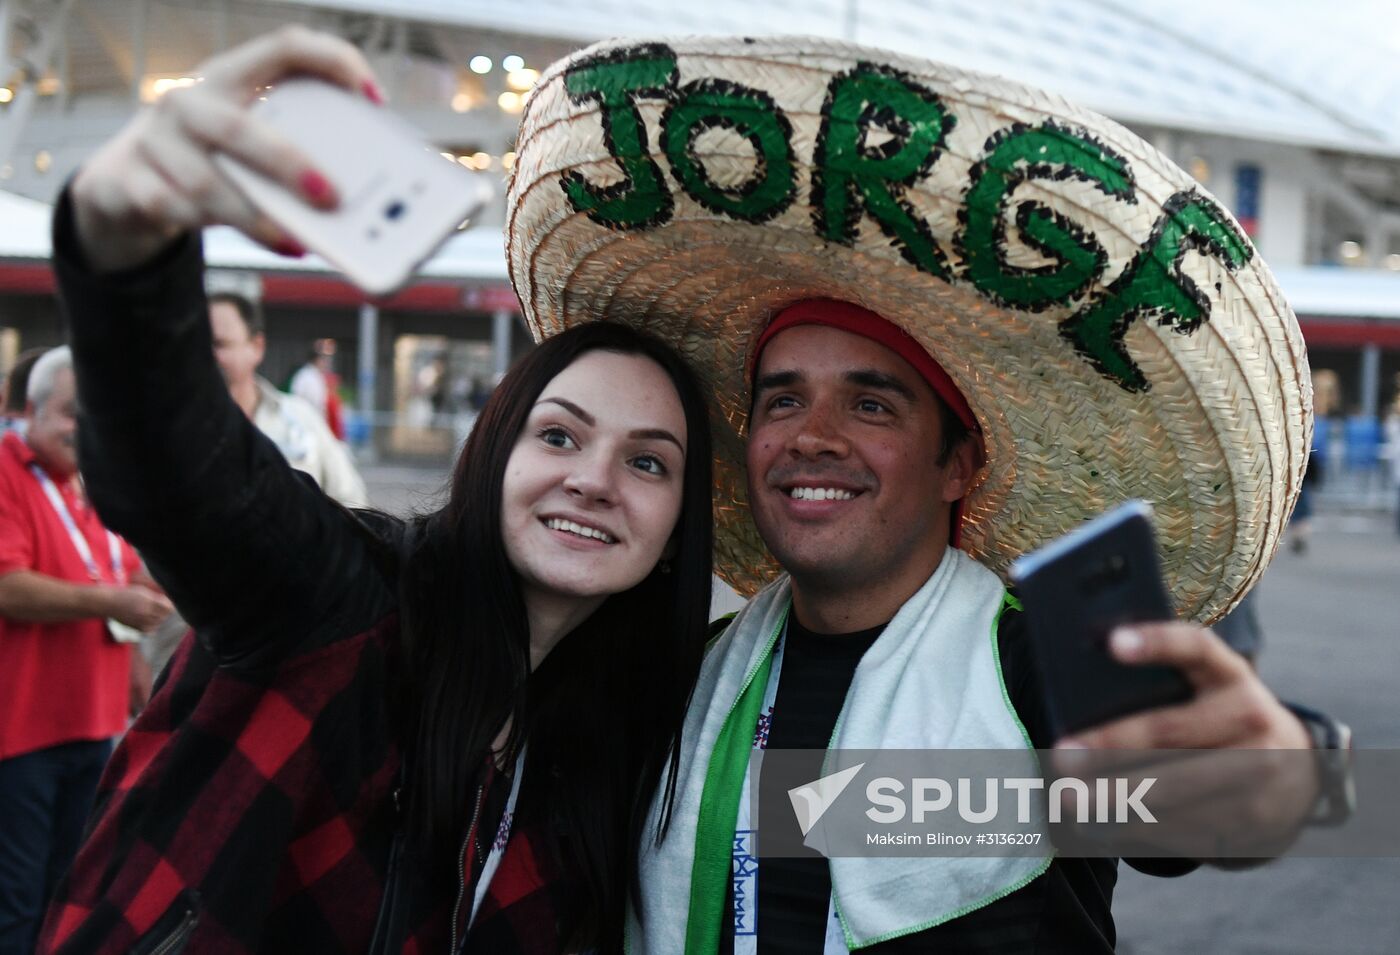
left=38, top=28, right=712, bottom=955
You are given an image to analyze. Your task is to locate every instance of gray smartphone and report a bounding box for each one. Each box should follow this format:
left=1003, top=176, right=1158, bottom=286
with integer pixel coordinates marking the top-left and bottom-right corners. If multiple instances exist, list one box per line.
left=214, top=78, right=493, bottom=296
left=1009, top=500, right=1193, bottom=737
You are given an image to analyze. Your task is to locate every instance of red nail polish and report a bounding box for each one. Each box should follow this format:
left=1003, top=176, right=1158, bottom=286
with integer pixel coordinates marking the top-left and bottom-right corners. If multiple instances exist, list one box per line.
left=275, top=238, right=307, bottom=258
left=299, top=170, right=336, bottom=206
left=361, top=79, right=385, bottom=105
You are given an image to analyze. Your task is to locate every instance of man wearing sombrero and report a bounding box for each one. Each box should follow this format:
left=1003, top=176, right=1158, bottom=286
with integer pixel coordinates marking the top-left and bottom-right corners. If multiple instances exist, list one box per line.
left=508, top=36, right=1349, bottom=953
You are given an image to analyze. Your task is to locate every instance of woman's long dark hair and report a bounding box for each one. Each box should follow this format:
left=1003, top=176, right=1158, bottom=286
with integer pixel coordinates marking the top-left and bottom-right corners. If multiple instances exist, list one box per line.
left=394, top=321, right=712, bottom=947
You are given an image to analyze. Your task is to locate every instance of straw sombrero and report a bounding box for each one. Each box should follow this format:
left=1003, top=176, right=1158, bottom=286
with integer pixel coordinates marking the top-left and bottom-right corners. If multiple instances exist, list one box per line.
left=505, top=35, right=1311, bottom=624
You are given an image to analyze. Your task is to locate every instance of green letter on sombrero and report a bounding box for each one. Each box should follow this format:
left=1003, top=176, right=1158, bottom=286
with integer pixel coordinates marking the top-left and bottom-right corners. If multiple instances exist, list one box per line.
left=562, top=44, right=678, bottom=229
left=662, top=79, right=796, bottom=223
left=960, top=122, right=1135, bottom=310
left=812, top=63, right=955, bottom=279
left=1060, top=191, right=1253, bottom=393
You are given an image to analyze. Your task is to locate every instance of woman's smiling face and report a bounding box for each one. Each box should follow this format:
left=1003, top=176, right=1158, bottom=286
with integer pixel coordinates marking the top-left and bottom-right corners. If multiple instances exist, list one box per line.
left=500, top=348, right=688, bottom=612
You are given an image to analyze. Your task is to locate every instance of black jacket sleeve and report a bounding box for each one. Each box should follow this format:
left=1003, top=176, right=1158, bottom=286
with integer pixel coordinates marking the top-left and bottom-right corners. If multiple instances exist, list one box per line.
left=52, top=188, right=397, bottom=668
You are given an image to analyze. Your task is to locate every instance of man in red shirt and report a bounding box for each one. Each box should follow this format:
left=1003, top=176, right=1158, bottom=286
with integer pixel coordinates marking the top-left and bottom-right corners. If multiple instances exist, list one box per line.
left=0, top=347, right=172, bottom=954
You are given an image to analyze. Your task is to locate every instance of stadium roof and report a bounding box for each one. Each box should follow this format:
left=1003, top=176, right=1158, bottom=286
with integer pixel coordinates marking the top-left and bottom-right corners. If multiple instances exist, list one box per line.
left=269, top=0, right=1400, bottom=157
left=6, top=1, right=1399, bottom=319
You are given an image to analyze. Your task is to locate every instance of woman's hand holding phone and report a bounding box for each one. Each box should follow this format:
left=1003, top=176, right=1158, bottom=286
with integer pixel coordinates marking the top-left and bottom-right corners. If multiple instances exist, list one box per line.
left=70, top=26, right=381, bottom=273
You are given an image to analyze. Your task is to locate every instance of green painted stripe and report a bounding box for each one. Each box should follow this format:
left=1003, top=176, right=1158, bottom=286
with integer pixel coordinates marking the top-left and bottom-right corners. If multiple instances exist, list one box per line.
left=992, top=590, right=1035, bottom=753
left=684, top=608, right=787, bottom=954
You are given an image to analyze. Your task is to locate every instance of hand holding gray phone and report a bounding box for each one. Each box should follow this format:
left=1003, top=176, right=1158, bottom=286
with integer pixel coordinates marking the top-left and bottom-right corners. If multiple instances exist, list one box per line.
left=1009, top=500, right=1194, bottom=738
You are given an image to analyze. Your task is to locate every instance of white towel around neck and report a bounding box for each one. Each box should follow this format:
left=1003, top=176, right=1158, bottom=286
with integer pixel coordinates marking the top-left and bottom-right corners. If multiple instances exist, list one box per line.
left=629, top=548, right=1051, bottom=952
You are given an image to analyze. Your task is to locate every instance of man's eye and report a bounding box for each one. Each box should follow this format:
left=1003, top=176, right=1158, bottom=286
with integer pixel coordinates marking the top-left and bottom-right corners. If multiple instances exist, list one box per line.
left=538, top=426, right=576, bottom=449
left=857, top=399, right=889, bottom=414
left=768, top=395, right=798, bottom=410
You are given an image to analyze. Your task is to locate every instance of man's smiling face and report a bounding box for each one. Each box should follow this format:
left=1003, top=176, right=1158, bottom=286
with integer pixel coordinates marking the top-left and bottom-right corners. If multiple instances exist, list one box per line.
left=746, top=324, right=976, bottom=606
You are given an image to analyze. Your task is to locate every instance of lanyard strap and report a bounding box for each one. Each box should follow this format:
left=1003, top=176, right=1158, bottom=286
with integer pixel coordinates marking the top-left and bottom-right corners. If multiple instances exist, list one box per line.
left=28, top=463, right=123, bottom=585
left=730, top=632, right=785, bottom=955
left=732, top=635, right=850, bottom=955
left=684, top=609, right=786, bottom=955
left=469, top=746, right=527, bottom=929
left=690, top=613, right=852, bottom=955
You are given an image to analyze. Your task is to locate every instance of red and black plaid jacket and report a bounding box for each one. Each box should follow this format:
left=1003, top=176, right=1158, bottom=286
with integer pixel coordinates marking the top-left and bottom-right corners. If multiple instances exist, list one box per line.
left=39, top=194, right=578, bottom=954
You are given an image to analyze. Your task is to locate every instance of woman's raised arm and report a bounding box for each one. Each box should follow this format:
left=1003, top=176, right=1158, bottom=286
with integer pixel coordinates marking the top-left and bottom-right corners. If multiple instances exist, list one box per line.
left=56, top=28, right=395, bottom=667
left=70, top=25, right=380, bottom=272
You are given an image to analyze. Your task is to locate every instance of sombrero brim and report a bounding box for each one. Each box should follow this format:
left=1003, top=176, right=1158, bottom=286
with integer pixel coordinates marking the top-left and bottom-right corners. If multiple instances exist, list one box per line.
left=506, top=35, right=1311, bottom=624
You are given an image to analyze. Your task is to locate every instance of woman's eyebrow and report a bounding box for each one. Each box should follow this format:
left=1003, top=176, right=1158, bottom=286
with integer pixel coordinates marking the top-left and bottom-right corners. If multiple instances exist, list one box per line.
left=629, top=428, right=685, bottom=453
left=539, top=397, right=684, bottom=452
left=537, top=396, right=593, bottom=424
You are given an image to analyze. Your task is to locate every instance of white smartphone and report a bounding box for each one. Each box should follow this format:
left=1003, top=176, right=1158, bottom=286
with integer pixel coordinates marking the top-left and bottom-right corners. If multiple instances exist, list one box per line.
left=213, top=78, right=493, bottom=296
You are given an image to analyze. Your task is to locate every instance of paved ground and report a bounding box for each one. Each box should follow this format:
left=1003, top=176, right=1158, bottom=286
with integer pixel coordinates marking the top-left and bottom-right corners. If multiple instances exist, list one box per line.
left=363, top=466, right=1400, bottom=952
left=1114, top=512, right=1400, bottom=955
left=362, top=463, right=451, bottom=517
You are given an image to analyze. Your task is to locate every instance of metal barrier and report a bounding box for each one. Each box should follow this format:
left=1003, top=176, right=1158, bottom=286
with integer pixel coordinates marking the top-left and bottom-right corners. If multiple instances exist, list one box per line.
left=1314, top=416, right=1399, bottom=513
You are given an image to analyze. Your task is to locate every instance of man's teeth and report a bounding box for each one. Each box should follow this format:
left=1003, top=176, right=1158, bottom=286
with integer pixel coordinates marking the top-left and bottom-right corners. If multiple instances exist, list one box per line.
left=546, top=518, right=615, bottom=543
left=789, top=487, right=855, bottom=501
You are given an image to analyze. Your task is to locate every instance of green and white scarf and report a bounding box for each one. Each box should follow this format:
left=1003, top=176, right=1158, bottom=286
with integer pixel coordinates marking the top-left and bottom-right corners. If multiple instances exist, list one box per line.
left=627, top=548, right=1051, bottom=952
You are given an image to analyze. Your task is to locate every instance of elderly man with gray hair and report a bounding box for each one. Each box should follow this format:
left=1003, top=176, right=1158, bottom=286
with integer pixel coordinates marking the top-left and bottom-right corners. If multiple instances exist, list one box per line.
left=0, top=346, right=172, bottom=954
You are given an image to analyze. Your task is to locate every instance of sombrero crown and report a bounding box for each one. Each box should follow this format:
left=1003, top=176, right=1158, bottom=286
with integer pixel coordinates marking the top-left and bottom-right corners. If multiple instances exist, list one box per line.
left=506, top=35, right=1311, bottom=623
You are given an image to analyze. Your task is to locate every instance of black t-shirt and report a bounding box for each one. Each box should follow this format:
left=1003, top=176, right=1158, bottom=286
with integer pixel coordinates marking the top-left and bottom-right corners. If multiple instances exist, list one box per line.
left=719, top=606, right=1155, bottom=955
left=756, top=616, right=883, bottom=952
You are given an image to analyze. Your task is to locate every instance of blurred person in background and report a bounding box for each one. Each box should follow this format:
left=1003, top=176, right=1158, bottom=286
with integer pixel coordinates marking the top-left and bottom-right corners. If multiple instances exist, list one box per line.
left=1, top=347, right=50, bottom=436
left=0, top=347, right=171, bottom=954
left=290, top=336, right=347, bottom=439
left=209, top=292, right=367, bottom=507
left=1286, top=441, right=1322, bottom=554
left=469, top=375, right=494, bottom=413
left=1384, top=382, right=1400, bottom=535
